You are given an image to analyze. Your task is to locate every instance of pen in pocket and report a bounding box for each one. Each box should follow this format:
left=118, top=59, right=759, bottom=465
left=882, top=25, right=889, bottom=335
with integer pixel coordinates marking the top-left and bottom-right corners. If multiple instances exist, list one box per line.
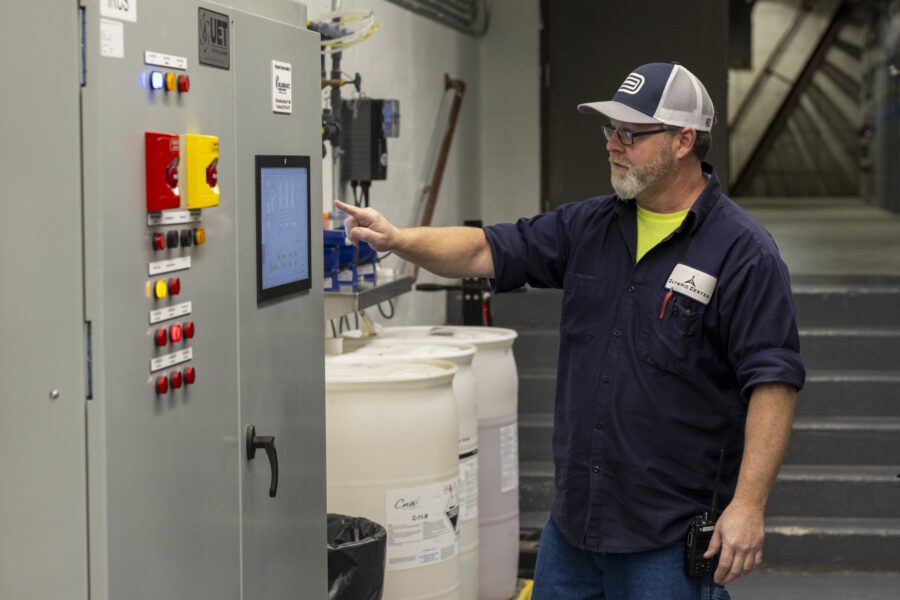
left=659, top=290, right=674, bottom=320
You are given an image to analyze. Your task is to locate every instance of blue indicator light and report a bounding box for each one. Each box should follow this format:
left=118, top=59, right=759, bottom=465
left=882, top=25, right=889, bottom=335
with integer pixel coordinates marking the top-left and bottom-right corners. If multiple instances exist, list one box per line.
left=150, top=71, right=165, bottom=90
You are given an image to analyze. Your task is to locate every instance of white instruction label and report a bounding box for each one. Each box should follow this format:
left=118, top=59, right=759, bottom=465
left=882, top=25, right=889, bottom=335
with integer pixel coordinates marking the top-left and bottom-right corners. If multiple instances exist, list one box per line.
left=385, top=478, right=459, bottom=572
left=458, top=452, right=479, bottom=521
left=271, top=60, right=292, bottom=114
left=100, top=19, right=124, bottom=58
left=500, top=423, right=519, bottom=493
left=149, top=256, right=191, bottom=276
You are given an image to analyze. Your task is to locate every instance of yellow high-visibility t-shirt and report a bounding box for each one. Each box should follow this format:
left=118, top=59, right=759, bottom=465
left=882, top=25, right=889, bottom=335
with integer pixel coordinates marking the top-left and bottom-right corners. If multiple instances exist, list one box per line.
left=636, top=205, right=690, bottom=262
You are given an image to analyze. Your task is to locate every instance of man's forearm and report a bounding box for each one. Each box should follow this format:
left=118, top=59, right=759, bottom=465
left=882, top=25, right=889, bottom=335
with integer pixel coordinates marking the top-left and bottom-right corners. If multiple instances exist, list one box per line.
left=395, top=226, right=495, bottom=279
left=732, top=383, right=798, bottom=509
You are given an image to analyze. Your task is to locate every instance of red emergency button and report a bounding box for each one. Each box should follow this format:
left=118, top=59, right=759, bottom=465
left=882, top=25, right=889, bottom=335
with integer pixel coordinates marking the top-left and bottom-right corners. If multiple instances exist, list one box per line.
left=178, top=74, right=190, bottom=93
left=169, top=277, right=181, bottom=296
left=206, top=159, right=218, bottom=188
left=156, top=375, right=169, bottom=395
left=184, top=367, right=196, bottom=385
left=152, top=232, right=166, bottom=251
left=171, top=370, right=183, bottom=389
left=155, top=328, right=168, bottom=347
left=183, top=321, right=195, bottom=339
left=170, top=323, right=183, bottom=343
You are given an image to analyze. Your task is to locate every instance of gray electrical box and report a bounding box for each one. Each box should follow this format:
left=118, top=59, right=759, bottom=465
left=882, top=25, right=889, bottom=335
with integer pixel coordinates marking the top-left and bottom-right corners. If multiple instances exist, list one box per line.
left=0, top=2, right=326, bottom=599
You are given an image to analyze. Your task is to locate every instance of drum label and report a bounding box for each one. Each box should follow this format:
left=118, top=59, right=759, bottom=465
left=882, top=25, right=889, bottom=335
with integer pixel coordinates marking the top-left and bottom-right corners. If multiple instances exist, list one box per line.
left=458, top=451, right=479, bottom=521
left=385, top=477, right=459, bottom=571
left=500, top=423, right=519, bottom=493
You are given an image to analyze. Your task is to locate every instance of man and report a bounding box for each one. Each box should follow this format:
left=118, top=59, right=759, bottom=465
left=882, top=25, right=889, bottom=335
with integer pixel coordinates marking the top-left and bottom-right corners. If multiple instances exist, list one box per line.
left=337, top=62, right=804, bottom=599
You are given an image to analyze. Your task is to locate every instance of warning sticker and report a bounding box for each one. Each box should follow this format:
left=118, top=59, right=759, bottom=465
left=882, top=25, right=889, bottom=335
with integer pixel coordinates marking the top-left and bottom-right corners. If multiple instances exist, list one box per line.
left=271, top=60, right=292, bottom=114
left=500, top=423, right=519, bottom=493
left=385, top=478, right=459, bottom=571
left=458, top=452, right=479, bottom=521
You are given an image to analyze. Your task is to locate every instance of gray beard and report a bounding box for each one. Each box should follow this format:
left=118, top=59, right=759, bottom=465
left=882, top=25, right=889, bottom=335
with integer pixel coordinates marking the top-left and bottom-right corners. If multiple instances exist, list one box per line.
left=610, top=147, right=675, bottom=199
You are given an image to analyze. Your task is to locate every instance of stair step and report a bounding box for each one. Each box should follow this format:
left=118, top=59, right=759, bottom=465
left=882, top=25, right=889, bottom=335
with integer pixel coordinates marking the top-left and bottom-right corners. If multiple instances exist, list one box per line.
left=788, top=417, right=900, bottom=465
left=517, top=369, right=900, bottom=418
left=800, top=370, right=900, bottom=417
left=518, top=514, right=900, bottom=572
left=518, top=415, right=900, bottom=465
left=764, top=517, right=900, bottom=571
left=800, top=328, right=900, bottom=371
left=520, top=463, right=900, bottom=518
left=514, top=328, right=900, bottom=372
left=769, top=465, right=900, bottom=518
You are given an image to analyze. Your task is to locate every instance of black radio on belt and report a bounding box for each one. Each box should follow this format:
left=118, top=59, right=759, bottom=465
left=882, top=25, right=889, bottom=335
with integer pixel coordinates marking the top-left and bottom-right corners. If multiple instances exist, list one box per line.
left=684, top=448, right=725, bottom=578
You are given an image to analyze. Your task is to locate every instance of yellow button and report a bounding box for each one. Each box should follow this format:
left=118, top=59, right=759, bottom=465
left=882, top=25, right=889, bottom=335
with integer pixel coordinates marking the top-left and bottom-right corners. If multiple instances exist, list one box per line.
left=155, top=279, right=168, bottom=299
left=194, top=227, right=206, bottom=246
left=165, top=72, right=177, bottom=92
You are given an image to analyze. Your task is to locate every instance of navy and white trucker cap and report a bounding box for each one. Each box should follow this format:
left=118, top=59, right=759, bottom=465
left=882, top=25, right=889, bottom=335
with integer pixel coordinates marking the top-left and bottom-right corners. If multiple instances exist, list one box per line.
left=578, top=62, right=715, bottom=132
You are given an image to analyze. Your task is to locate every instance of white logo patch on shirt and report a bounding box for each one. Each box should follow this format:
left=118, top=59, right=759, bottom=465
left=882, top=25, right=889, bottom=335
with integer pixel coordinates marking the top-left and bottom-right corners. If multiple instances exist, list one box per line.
left=665, top=263, right=717, bottom=305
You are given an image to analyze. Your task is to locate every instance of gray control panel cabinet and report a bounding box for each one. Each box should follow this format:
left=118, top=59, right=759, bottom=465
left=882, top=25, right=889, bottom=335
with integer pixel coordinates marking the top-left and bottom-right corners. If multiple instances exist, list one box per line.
left=1, top=2, right=326, bottom=598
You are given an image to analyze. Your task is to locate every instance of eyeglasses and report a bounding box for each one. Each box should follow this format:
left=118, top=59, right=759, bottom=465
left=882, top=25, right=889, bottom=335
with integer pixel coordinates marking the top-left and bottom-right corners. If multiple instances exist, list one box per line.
left=602, top=125, right=673, bottom=146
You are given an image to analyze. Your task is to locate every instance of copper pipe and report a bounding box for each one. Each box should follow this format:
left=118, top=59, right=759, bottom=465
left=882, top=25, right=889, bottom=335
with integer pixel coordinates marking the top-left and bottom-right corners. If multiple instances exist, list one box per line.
left=411, top=74, right=466, bottom=282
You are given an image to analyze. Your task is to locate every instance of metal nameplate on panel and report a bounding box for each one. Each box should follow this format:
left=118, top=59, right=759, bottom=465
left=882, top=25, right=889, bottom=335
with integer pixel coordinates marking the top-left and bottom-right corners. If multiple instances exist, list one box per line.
left=145, top=51, right=188, bottom=70
left=149, top=301, right=192, bottom=325
left=198, top=8, right=230, bottom=69
left=149, top=256, right=191, bottom=276
left=147, top=210, right=201, bottom=226
left=150, top=348, right=193, bottom=373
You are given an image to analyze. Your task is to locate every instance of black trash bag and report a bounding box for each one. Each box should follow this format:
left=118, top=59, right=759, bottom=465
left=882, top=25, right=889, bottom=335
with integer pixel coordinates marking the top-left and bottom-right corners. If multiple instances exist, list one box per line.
left=327, top=513, right=387, bottom=600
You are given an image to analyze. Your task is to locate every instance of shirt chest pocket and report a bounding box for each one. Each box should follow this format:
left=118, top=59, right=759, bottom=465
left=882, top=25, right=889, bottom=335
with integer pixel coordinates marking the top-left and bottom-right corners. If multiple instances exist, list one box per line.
left=640, top=291, right=706, bottom=373
left=560, top=273, right=608, bottom=344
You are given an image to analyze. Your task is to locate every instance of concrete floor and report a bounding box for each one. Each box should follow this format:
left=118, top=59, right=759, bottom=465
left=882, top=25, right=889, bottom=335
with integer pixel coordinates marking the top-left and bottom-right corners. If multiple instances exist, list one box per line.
left=731, top=196, right=900, bottom=599
left=728, top=569, right=900, bottom=599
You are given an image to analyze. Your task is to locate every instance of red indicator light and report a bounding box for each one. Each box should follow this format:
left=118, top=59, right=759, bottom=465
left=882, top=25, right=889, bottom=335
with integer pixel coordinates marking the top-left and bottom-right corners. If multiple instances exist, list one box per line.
left=169, top=277, right=181, bottom=296
left=171, top=370, right=183, bottom=389
left=183, top=321, right=195, bottom=339
left=178, top=74, right=190, bottom=93
left=155, top=328, right=168, bottom=347
left=170, top=323, right=183, bottom=343
left=152, top=232, right=166, bottom=251
left=184, top=367, right=196, bottom=385
left=156, top=376, right=169, bottom=394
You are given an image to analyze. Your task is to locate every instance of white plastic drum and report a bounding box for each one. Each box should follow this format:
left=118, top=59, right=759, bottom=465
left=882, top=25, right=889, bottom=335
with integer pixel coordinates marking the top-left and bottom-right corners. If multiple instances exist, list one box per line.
left=350, top=340, right=480, bottom=600
left=326, top=357, right=461, bottom=600
left=344, top=326, right=520, bottom=600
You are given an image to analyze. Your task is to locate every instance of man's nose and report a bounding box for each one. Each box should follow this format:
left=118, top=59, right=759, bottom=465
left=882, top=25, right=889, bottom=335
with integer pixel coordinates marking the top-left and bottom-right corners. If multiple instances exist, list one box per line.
left=606, top=134, right=625, bottom=153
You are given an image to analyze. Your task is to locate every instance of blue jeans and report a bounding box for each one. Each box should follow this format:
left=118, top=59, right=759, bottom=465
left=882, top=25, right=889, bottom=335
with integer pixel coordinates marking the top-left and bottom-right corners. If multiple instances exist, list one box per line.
left=533, top=517, right=731, bottom=600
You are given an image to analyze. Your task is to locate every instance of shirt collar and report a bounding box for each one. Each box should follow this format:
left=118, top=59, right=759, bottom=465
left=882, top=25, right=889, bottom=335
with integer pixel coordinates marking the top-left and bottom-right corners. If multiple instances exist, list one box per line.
left=613, top=162, right=722, bottom=236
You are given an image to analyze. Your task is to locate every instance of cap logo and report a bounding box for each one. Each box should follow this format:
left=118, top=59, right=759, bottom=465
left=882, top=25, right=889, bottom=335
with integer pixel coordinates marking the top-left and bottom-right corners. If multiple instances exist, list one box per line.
left=618, top=73, right=645, bottom=95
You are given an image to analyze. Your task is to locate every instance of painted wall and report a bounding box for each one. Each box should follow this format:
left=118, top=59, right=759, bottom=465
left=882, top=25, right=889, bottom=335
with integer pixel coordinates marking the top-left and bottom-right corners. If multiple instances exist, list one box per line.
left=309, top=0, right=540, bottom=328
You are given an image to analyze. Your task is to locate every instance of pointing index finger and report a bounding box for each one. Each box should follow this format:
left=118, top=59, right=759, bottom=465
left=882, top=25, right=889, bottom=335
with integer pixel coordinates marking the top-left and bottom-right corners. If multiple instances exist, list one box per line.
left=334, top=200, right=362, bottom=216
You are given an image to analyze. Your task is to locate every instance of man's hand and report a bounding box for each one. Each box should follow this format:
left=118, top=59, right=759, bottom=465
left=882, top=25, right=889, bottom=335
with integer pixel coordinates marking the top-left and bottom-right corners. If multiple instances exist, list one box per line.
left=703, top=500, right=765, bottom=585
left=335, top=200, right=400, bottom=252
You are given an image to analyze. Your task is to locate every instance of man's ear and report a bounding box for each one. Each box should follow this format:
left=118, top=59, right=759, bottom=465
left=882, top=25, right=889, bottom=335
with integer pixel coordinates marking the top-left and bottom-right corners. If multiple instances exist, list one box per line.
left=675, top=128, right=696, bottom=160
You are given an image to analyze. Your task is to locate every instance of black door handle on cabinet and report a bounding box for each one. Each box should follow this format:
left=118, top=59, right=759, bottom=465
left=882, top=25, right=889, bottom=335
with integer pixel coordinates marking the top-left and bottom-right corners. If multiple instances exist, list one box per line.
left=246, top=425, right=279, bottom=498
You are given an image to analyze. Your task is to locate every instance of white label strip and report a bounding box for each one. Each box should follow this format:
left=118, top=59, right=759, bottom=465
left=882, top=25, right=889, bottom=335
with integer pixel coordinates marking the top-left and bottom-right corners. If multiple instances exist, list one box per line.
left=150, top=348, right=193, bottom=373
left=145, top=51, right=187, bottom=70
left=100, top=0, right=137, bottom=22
left=147, top=210, right=201, bottom=226
left=149, top=301, right=192, bottom=325
left=149, top=256, right=191, bottom=276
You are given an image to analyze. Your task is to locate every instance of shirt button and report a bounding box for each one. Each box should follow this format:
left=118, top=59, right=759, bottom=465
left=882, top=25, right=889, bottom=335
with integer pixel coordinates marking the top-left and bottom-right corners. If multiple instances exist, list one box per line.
left=627, top=285, right=636, bottom=293
left=613, top=329, right=621, bottom=337
left=601, top=375, right=610, bottom=383
left=592, top=465, right=601, bottom=474
left=594, top=420, right=603, bottom=429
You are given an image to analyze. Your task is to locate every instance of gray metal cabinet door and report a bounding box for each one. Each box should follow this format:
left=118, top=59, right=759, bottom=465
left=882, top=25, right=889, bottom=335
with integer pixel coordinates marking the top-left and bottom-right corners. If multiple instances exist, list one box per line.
left=233, top=12, right=327, bottom=600
left=0, top=4, right=89, bottom=599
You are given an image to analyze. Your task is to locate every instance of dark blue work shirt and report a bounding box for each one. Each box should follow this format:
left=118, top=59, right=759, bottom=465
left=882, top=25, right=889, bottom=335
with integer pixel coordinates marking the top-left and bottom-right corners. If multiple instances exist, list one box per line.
left=484, top=164, right=805, bottom=553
